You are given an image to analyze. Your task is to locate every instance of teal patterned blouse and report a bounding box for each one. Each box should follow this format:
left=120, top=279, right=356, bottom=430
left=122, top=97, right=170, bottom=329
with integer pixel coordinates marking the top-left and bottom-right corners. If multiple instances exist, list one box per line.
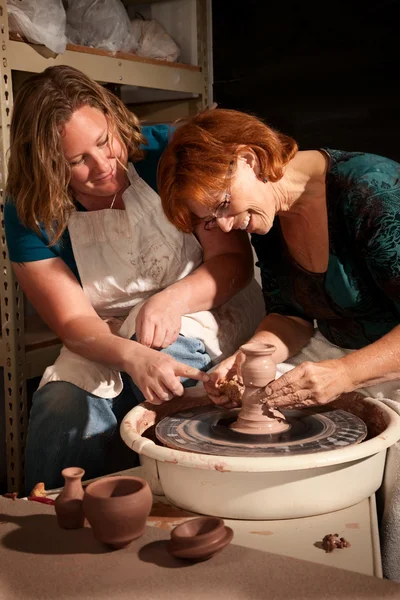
left=251, top=149, right=400, bottom=349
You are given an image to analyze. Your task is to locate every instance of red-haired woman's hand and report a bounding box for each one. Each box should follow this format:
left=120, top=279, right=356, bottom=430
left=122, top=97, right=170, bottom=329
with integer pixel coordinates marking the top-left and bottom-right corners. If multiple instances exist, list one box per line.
left=260, top=359, right=353, bottom=410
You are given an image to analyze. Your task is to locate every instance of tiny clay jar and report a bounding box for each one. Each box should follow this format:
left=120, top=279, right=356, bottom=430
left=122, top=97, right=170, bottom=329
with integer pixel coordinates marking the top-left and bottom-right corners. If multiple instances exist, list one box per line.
left=82, top=476, right=153, bottom=549
left=240, top=342, right=277, bottom=388
left=54, top=467, right=85, bottom=529
left=167, top=517, right=234, bottom=561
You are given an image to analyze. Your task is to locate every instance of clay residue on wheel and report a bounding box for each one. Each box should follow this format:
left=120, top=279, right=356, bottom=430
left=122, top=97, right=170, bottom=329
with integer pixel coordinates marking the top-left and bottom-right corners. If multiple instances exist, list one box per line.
left=330, top=392, right=387, bottom=438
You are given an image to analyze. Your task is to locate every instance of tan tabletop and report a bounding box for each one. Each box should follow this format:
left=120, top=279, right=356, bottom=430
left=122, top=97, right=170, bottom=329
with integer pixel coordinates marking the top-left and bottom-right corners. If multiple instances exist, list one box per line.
left=0, top=497, right=399, bottom=600
left=107, top=465, right=384, bottom=578
left=148, top=495, right=382, bottom=577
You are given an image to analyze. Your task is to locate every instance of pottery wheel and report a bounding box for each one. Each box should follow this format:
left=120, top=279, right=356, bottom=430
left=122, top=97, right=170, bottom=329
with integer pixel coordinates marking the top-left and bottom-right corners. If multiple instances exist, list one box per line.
left=155, top=406, right=368, bottom=457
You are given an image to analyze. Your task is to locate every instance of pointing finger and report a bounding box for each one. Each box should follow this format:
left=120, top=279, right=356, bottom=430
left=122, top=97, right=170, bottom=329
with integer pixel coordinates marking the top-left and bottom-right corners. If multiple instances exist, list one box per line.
left=175, top=363, right=210, bottom=382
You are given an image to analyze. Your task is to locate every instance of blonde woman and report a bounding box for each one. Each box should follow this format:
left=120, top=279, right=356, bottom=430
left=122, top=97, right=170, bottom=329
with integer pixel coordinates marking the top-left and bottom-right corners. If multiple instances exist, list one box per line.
left=5, top=68, right=263, bottom=491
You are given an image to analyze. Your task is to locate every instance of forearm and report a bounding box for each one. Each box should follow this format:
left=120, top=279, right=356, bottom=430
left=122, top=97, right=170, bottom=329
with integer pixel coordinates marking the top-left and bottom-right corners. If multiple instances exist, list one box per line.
left=61, top=315, right=139, bottom=372
left=158, top=253, right=253, bottom=314
left=252, top=313, right=314, bottom=363
left=61, top=313, right=208, bottom=403
left=229, top=313, right=314, bottom=364
left=339, top=325, right=400, bottom=389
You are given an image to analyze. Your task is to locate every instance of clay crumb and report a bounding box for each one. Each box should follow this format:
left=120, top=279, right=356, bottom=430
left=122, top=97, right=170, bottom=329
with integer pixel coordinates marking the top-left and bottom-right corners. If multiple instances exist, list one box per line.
left=322, top=533, right=351, bottom=553
left=217, top=374, right=244, bottom=403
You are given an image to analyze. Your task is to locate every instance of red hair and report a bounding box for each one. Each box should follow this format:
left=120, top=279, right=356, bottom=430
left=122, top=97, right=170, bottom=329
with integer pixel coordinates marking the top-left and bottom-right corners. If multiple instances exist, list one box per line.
left=158, top=108, right=298, bottom=232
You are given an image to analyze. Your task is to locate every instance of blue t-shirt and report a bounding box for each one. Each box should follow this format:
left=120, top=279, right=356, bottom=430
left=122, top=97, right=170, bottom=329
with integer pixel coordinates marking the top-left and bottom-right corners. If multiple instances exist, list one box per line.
left=4, top=124, right=172, bottom=282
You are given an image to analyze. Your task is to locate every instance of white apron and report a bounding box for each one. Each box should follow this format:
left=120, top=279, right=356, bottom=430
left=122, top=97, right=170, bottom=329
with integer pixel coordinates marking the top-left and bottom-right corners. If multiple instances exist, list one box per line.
left=39, top=164, right=265, bottom=397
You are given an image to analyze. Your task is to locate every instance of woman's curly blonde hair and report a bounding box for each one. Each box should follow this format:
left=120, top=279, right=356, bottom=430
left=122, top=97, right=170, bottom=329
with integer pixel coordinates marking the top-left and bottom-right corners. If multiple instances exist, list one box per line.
left=6, top=65, right=145, bottom=245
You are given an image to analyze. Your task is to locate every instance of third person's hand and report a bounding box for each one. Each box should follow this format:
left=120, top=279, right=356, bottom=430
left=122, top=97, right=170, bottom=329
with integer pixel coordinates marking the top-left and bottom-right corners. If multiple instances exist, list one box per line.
left=135, top=292, right=184, bottom=349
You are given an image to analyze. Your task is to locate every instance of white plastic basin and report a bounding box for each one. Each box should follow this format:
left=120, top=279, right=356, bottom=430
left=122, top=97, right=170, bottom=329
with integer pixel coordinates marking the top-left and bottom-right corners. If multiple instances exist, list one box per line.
left=120, top=389, right=400, bottom=519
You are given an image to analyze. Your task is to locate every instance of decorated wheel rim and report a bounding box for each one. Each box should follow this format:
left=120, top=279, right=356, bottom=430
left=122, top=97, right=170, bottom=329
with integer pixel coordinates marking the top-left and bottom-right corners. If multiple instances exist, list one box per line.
left=155, top=405, right=368, bottom=457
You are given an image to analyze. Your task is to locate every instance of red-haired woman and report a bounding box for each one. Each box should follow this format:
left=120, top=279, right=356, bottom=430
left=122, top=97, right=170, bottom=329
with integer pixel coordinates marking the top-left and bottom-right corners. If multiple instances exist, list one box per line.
left=159, top=108, right=400, bottom=411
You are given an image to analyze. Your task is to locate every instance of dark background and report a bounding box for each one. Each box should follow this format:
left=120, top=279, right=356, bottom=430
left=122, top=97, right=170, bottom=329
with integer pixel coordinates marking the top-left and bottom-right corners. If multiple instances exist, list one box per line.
left=212, top=0, right=400, bottom=161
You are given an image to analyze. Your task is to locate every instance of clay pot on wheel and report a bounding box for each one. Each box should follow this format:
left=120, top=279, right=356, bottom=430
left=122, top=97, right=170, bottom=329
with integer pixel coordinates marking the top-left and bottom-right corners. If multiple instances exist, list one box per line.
left=54, top=467, right=85, bottom=529
left=83, top=476, right=153, bottom=549
left=231, top=342, right=288, bottom=434
left=168, top=517, right=233, bottom=561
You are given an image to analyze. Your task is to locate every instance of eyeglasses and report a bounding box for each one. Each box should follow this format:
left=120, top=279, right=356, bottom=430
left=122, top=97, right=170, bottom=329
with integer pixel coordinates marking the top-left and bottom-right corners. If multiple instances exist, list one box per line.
left=204, top=160, right=234, bottom=231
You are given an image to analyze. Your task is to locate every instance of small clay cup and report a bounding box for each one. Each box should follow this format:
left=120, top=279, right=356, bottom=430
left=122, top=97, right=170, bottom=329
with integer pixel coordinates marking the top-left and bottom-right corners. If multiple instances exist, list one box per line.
left=83, top=476, right=153, bottom=549
left=168, top=517, right=234, bottom=561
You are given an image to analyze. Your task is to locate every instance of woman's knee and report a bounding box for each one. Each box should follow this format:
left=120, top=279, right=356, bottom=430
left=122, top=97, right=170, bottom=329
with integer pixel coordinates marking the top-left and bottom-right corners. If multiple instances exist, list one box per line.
left=32, top=381, right=89, bottom=421
left=29, top=381, right=116, bottom=436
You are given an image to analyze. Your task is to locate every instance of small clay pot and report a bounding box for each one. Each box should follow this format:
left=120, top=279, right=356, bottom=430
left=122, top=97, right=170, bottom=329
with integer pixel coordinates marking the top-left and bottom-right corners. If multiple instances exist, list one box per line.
left=82, top=476, right=152, bottom=549
left=231, top=342, right=288, bottom=434
left=240, top=342, right=277, bottom=388
left=54, top=467, right=85, bottom=529
left=168, top=517, right=234, bottom=561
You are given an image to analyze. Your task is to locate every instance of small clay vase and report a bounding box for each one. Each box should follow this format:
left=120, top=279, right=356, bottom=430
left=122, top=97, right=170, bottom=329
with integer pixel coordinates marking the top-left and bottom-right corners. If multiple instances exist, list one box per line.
left=82, top=476, right=153, bottom=549
left=231, top=342, right=289, bottom=434
left=54, top=467, right=85, bottom=529
left=167, top=517, right=234, bottom=561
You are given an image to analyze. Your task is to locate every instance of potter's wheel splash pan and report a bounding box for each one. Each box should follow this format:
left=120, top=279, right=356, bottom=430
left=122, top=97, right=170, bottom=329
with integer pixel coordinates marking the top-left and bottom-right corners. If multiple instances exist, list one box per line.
left=120, top=391, right=400, bottom=519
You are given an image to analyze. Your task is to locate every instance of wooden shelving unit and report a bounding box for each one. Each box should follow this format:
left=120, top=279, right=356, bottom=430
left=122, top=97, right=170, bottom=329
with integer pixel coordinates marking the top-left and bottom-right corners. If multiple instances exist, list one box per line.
left=0, top=0, right=210, bottom=491
left=9, top=39, right=204, bottom=94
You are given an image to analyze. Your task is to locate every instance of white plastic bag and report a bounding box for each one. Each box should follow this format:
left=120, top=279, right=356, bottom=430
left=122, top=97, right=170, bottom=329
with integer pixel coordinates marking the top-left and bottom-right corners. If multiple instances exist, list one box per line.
left=65, top=0, right=138, bottom=54
left=131, top=18, right=180, bottom=62
left=7, top=0, right=67, bottom=54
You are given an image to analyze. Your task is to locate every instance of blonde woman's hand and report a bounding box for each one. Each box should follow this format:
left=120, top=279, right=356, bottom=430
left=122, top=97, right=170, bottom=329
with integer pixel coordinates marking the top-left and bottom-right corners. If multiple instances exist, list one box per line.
left=261, top=359, right=353, bottom=410
left=125, top=344, right=209, bottom=405
left=205, top=352, right=245, bottom=408
left=135, top=292, right=184, bottom=349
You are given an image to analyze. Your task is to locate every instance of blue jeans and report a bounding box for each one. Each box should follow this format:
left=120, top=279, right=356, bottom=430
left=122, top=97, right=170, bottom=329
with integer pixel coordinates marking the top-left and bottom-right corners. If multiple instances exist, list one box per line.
left=24, top=335, right=211, bottom=494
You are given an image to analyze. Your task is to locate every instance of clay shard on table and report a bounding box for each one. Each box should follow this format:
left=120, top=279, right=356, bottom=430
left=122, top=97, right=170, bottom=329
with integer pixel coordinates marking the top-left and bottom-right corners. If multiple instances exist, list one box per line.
left=322, top=533, right=351, bottom=553
left=167, top=516, right=233, bottom=561
left=2, top=492, right=18, bottom=501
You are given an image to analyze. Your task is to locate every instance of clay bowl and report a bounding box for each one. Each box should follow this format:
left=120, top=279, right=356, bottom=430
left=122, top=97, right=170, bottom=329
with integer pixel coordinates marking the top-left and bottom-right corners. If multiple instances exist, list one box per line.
left=83, top=476, right=153, bottom=549
left=168, top=516, right=234, bottom=561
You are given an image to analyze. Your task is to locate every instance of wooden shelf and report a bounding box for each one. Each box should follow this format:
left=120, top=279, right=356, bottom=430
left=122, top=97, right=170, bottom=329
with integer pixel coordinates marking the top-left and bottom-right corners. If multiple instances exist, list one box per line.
left=9, top=38, right=203, bottom=94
